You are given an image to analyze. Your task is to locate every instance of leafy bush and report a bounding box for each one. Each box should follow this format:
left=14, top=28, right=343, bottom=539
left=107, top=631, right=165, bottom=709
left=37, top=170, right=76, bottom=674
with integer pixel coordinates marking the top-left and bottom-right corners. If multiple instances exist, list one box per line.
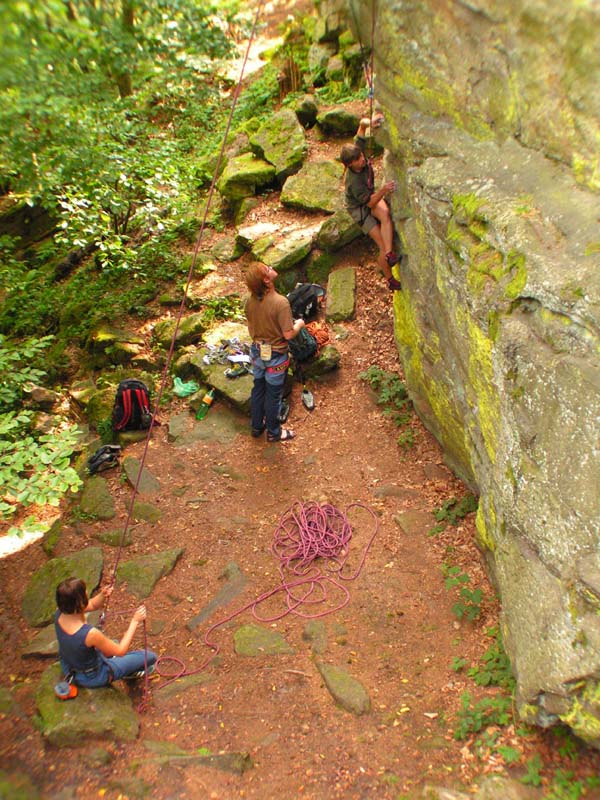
left=359, top=365, right=412, bottom=417
left=0, top=335, right=82, bottom=519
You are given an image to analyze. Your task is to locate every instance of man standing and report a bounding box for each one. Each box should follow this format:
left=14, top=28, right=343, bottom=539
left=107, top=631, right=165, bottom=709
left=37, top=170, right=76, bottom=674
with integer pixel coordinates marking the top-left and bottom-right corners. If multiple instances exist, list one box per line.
left=244, top=261, right=304, bottom=442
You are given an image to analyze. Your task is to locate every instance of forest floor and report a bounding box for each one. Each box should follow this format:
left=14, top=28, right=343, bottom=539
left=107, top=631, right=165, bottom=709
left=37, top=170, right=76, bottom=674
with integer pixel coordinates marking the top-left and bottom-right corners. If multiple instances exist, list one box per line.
left=1, top=1, right=600, bottom=798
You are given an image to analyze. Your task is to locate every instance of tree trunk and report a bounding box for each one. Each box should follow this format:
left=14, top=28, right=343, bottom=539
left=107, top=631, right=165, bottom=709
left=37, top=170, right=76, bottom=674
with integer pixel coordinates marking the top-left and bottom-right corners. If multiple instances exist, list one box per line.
left=116, top=0, right=135, bottom=98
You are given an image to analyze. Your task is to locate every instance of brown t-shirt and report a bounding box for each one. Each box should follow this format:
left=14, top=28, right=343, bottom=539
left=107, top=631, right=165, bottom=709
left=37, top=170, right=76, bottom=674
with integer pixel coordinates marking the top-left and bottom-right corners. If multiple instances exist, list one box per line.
left=245, top=290, right=294, bottom=354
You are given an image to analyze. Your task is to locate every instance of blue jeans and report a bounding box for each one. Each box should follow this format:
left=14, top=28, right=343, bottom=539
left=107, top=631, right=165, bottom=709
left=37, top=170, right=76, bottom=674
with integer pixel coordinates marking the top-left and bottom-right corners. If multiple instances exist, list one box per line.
left=63, top=649, right=157, bottom=688
left=250, top=345, right=289, bottom=439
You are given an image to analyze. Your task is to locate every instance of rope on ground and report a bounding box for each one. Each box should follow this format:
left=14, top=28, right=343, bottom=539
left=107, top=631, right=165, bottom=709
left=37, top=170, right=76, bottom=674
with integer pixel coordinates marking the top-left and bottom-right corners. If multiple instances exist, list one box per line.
left=135, top=501, right=378, bottom=703
left=202, top=501, right=379, bottom=656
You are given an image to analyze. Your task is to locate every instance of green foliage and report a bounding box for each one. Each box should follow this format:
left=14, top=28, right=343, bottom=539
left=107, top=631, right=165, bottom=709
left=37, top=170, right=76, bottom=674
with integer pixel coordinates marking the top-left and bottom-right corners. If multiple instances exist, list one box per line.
left=521, top=753, right=544, bottom=786
left=232, top=63, right=280, bottom=125
left=0, top=424, right=83, bottom=518
left=427, top=523, right=446, bottom=537
left=546, top=769, right=585, bottom=800
left=467, top=626, right=515, bottom=691
left=453, top=691, right=512, bottom=740
left=196, top=295, right=243, bottom=325
left=358, top=366, right=413, bottom=440
left=451, top=656, right=467, bottom=673
left=314, top=83, right=368, bottom=104
left=434, top=494, right=478, bottom=525
left=442, top=563, right=483, bottom=621
left=0, top=334, right=53, bottom=410
left=0, top=335, right=82, bottom=518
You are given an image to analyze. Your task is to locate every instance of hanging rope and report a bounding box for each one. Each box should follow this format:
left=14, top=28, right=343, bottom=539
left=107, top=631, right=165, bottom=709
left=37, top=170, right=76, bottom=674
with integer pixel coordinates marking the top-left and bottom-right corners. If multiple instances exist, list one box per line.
left=97, top=0, right=268, bottom=711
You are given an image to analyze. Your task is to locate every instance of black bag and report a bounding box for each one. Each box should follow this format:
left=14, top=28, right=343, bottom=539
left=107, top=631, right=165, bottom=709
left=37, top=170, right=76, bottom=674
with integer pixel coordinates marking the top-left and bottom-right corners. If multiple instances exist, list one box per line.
left=288, top=326, right=318, bottom=363
left=112, top=379, right=153, bottom=432
left=287, top=283, right=325, bottom=321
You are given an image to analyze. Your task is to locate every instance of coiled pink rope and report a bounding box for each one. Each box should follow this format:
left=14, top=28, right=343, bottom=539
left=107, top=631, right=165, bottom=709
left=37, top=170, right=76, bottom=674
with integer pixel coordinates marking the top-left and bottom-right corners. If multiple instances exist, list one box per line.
left=139, top=501, right=379, bottom=704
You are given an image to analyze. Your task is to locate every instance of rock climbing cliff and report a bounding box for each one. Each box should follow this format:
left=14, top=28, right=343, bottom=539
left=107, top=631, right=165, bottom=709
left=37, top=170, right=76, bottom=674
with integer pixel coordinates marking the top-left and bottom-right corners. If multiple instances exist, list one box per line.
left=345, top=0, right=600, bottom=744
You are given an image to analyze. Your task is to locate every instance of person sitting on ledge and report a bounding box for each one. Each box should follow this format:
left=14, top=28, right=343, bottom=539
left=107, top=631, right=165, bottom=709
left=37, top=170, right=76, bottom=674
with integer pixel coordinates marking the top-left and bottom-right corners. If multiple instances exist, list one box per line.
left=340, top=113, right=402, bottom=291
left=55, top=577, right=157, bottom=687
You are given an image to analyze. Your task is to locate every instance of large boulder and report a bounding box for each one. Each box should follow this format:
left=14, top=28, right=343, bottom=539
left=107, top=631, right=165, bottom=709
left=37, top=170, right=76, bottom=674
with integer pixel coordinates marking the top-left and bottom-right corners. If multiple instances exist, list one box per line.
left=22, top=547, right=104, bottom=627
left=358, top=0, right=600, bottom=745
left=116, top=547, right=185, bottom=598
left=36, top=663, right=139, bottom=746
left=249, top=109, right=308, bottom=183
left=216, top=153, right=276, bottom=201
left=280, top=161, right=344, bottom=213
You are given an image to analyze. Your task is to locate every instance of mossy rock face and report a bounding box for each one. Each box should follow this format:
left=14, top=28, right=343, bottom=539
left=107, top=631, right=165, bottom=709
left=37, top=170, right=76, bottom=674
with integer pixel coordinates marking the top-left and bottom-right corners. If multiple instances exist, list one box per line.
left=280, top=161, right=344, bottom=214
left=292, top=94, right=319, bottom=129
left=153, top=312, right=207, bottom=349
left=316, top=108, right=360, bottom=136
left=86, top=325, right=145, bottom=366
left=301, top=345, right=341, bottom=379
left=316, top=210, right=362, bottom=251
left=122, top=456, right=160, bottom=496
left=250, top=109, right=308, bottom=183
left=116, top=547, right=184, bottom=598
left=216, top=153, right=277, bottom=201
left=79, top=475, right=116, bottom=520
left=22, top=546, right=104, bottom=627
left=35, top=664, right=139, bottom=747
left=325, top=267, right=356, bottom=322
left=252, top=226, right=318, bottom=273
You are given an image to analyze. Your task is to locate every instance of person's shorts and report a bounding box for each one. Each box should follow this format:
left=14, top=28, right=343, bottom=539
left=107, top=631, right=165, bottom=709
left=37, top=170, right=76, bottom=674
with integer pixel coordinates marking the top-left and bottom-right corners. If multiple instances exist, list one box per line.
left=348, top=205, right=378, bottom=234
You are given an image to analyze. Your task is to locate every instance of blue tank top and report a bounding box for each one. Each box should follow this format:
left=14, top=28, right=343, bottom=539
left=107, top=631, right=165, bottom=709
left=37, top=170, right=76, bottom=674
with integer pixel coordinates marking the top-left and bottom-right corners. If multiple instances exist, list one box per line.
left=54, top=610, right=100, bottom=673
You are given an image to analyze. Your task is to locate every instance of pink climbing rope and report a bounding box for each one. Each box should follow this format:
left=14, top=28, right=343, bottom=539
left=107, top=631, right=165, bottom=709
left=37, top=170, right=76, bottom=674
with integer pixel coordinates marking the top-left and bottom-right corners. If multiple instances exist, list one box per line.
left=202, top=500, right=379, bottom=653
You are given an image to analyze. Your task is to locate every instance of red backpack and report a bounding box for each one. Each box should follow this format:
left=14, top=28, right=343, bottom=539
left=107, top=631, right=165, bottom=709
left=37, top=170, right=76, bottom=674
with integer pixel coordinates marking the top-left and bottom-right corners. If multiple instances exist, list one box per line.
left=112, top=379, right=153, bottom=432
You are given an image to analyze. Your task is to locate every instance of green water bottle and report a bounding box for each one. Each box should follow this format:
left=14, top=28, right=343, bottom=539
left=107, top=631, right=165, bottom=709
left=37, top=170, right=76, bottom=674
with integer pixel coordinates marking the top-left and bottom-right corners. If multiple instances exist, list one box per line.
left=196, top=388, right=215, bottom=420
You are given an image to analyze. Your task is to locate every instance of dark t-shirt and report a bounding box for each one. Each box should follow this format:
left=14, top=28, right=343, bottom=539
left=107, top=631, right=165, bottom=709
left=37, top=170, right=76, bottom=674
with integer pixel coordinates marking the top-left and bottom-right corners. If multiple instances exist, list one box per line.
left=54, top=610, right=99, bottom=673
left=344, top=136, right=374, bottom=213
left=245, top=290, right=294, bottom=354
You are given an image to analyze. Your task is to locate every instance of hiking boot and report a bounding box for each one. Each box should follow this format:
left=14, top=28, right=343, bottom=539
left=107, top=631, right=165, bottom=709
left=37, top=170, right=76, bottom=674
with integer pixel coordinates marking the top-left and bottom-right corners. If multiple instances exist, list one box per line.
left=385, top=251, right=399, bottom=267
left=387, top=276, right=402, bottom=291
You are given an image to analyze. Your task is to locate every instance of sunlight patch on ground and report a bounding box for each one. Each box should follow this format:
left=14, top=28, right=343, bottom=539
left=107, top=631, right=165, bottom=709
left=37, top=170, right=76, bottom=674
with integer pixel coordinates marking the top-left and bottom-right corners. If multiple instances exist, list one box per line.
left=0, top=528, right=45, bottom=559
left=0, top=511, right=59, bottom=559
left=223, top=34, right=284, bottom=83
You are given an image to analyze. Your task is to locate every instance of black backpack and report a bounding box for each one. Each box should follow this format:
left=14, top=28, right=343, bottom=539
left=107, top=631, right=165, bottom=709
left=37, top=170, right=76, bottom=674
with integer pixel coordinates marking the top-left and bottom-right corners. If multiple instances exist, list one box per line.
left=112, top=379, right=153, bottom=432
left=287, top=283, right=325, bottom=321
left=289, top=326, right=318, bottom=364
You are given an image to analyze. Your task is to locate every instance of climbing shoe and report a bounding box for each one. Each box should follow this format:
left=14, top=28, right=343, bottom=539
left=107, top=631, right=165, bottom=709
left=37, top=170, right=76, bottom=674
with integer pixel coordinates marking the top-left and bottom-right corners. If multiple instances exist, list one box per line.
left=301, top=388, right=315, bottom=411
left=385, top=251, right=399, bottom=266
left=387, top=276, right=402, bottom=291
left=123, top=664, right=156, bottom=681
left=278, top=399, right=290, bottom=423
left=224, top=363, right=250, bottom=379
left=87, top=444, right=121, bottom=475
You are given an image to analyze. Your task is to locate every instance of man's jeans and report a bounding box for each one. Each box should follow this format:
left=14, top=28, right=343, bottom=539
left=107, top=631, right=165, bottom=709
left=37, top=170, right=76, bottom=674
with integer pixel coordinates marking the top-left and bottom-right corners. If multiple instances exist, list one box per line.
left=250, top=345, right=289, bottom=439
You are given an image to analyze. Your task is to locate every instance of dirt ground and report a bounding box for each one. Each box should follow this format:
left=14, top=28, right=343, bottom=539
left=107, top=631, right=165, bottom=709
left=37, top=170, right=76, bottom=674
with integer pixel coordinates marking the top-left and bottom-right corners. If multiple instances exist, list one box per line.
left=1, top=3, right=600, bottom=797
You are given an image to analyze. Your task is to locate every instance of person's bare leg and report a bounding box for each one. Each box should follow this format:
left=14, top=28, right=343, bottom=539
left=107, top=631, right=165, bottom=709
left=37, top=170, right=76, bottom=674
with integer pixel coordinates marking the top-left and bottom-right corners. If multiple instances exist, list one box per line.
left=367, top=224, right=392, bottom=280
left=371, top=200, right=394, bottom=255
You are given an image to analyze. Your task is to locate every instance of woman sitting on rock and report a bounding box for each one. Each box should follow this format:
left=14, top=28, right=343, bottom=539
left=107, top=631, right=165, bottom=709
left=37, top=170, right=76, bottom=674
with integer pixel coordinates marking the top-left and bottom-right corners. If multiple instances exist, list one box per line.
left=55, top=577, right=157, bottom=687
